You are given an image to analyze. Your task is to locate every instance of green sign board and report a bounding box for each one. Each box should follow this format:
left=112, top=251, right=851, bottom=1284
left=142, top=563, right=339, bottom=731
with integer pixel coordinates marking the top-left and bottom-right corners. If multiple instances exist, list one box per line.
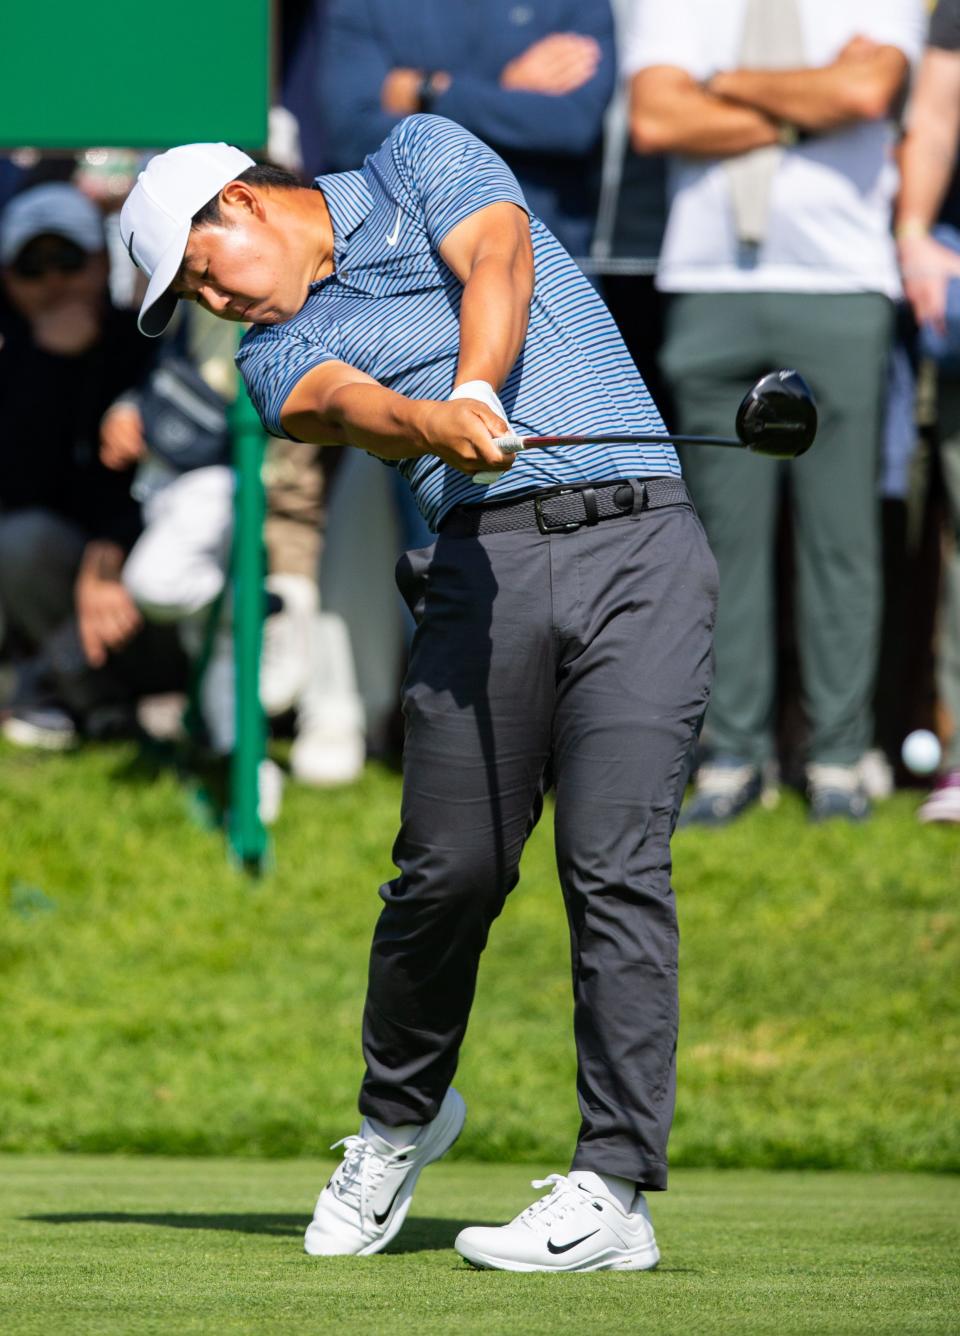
left=0, top=0, right=272, bottom=150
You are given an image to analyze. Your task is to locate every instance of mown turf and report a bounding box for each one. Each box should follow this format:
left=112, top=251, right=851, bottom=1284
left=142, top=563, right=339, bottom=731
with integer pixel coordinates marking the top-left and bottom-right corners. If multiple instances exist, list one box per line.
left=1, top=740, right=958, bottom=1169
left=1, top=1157, right=957, bottom=1335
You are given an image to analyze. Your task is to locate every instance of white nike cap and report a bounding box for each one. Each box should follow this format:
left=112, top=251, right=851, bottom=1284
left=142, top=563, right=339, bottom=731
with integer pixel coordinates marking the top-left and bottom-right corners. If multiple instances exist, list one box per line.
left=119, top=142, right=255, bottom=337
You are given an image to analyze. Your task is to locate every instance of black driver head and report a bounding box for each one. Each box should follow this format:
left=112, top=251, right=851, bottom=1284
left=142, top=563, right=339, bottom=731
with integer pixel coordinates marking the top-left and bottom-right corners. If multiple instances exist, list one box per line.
left=735, top=370, right=818, bottom=459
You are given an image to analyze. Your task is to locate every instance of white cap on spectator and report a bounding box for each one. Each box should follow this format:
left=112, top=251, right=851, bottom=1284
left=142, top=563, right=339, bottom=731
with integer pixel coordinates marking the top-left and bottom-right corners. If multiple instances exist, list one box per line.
left=1, top=183, right=105, bottom=265
left=119, top=143, right=255, bottom=337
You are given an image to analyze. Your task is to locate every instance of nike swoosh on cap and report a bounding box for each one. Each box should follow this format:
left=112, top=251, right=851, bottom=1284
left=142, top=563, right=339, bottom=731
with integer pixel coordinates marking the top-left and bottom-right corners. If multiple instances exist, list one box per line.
left=546, top=1228, right=601, bottom=1255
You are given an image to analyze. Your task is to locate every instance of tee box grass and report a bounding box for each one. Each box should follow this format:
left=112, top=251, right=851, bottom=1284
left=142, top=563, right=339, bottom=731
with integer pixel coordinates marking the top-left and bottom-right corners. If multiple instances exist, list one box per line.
left=1, top=1157, right=958, bottom=1335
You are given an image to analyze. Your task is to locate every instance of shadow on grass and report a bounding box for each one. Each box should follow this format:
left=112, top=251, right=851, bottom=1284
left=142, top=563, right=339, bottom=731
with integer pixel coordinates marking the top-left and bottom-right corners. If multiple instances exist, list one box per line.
left=26, top=1213, right=490, bottom=1253
left=109, top=739, right=230, bottom=830
left=28, top=1211, right=301, bottom=1236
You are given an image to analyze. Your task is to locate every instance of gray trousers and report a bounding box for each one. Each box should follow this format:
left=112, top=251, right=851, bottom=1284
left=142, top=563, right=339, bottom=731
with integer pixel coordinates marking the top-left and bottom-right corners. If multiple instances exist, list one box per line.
left=661, top=292, right=893, bottom=766
left=359, top=493, right=717, bottom=1189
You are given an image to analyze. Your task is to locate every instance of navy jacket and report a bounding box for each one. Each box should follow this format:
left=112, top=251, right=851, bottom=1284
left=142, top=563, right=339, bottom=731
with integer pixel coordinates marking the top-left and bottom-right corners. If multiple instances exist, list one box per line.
left=318, top=0, right=616, bottom=257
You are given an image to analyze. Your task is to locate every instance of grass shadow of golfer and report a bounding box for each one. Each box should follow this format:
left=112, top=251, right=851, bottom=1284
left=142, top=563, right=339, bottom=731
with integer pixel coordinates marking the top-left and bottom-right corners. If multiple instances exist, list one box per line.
left=27, top=1211, right=303, bottom=1237
left=383, top=1217, right=499, bottom=1254
left=26, top=1212, right=493, bottom=1253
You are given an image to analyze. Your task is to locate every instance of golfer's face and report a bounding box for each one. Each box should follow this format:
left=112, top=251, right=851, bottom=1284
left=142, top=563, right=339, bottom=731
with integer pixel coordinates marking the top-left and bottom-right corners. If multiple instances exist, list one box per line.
left=176, top=215, right=305, bottom=326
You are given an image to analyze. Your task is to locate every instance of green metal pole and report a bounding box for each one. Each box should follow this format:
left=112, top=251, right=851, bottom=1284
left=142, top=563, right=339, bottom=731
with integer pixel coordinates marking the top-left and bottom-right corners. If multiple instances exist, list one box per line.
left=228, top=374, right=269, bottom=873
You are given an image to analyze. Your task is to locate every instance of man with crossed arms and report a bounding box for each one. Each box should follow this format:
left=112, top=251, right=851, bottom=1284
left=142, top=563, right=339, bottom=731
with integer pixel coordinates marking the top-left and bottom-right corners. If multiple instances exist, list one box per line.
left=628, top=0, right=924, bottom=825
left=120, top=114, right=716, bottom=1271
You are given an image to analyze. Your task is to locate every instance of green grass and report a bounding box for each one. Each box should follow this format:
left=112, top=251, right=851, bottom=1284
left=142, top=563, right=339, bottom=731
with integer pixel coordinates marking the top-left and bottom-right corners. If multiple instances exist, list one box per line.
left=1, top=1157, right=957, bottom=1334
left=0, top=740, right=958, bottom=1169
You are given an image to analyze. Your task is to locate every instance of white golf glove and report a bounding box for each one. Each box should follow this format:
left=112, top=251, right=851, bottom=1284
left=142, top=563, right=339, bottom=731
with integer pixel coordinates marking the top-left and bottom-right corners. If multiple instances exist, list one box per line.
left=449, top=380, right=524, bottom=485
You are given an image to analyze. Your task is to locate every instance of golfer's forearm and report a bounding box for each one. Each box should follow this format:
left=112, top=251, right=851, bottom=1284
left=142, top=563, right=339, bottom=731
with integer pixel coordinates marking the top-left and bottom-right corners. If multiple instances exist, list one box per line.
left=709, top=56, right=905, bottom=132
left=325, top=382, right=431, bottom=460
left=630, top=70, right=779, bottom=156
left=454, top=254, right=532, bottom=393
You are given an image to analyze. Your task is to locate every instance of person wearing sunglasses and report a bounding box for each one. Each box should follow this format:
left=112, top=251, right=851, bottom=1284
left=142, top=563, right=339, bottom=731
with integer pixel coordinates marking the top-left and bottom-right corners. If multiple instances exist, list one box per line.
left=0, top=182, right=169, bottom=748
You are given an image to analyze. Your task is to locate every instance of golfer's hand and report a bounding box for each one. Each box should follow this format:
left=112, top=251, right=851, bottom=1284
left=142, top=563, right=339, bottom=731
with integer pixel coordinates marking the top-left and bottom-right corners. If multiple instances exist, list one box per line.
left=899, top=232, right=960, bottom=333
left=417, top=399, right=514, bottom=476
left=100, top=402, right=147, bottom=471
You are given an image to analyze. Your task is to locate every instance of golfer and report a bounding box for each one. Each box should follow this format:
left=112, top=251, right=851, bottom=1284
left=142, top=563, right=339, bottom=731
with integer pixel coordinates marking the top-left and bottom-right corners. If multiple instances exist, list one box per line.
left=121, top=115, right=717, bottom=1272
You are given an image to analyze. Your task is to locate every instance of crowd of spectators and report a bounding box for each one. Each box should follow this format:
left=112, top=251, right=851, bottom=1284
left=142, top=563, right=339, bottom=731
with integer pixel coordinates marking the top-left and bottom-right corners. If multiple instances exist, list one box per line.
left=1, top=0, right=959, bottom=826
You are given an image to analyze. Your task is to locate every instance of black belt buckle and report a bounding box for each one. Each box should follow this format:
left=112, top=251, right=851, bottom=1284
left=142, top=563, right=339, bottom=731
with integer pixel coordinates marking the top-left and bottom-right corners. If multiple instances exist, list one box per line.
left=535, top=487, right=585, bottom=535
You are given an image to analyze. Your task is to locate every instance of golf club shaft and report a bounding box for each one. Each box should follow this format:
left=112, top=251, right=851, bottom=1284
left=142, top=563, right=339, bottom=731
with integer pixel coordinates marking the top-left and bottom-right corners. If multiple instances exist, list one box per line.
left=506, top=432, right=743, bottom=449
left=468, top=429, right=749, bottom=483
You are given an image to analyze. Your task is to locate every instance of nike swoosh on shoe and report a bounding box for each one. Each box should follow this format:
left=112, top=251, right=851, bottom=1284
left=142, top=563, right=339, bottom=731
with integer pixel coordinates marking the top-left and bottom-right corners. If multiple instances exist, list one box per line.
left=373, top=1181, right=406, bottom=1226
left=545, top=1229, right=601, bottom=1255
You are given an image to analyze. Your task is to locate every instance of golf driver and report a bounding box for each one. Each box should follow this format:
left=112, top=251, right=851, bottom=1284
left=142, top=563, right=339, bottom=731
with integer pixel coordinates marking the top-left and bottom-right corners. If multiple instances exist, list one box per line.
left=489, top=369, right=818, bottom=463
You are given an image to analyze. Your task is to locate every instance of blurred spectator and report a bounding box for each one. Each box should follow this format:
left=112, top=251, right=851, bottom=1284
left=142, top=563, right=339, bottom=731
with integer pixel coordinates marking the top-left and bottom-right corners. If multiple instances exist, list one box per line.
left=627, top=0, right=925, bottom=824
left=104, top=300, right=364, bottom=790
left=897, top=0, right=960, bottom=822
left=0, top=155, right=30, bottom=214
left=318, top=0, right=616, bottom=258
left=280, top=0, right=330, bottom=179
left=0, top=183, right=182, bottom=748
left=261, top=435, right=366, bottom=787
left=319, top=446, right=429, bottom=761
left=588, top=0, right=671, bottom=417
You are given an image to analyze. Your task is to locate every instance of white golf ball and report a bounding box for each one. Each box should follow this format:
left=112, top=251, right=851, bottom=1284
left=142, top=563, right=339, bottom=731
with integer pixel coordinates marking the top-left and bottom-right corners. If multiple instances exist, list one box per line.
left=901, top=729, right=942, bottom=776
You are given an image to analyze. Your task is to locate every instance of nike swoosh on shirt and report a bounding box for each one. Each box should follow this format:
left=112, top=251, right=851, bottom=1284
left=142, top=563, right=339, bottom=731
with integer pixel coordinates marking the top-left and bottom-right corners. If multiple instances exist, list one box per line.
left=385, top=205, right=402, bottom=247
left=546, top=1228, right=601, bottom=1255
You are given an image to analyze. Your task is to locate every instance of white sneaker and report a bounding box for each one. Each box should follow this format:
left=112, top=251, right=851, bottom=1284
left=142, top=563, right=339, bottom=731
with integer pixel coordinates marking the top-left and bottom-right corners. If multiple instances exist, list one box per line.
left=455, top=1172, right=660, bottom=1273
left=304, top=1087, right=466, bottom=1257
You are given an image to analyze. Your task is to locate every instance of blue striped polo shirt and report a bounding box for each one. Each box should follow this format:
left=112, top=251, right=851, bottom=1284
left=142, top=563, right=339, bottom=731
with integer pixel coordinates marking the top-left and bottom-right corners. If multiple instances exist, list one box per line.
left=237, top=115, right=679, bottom=532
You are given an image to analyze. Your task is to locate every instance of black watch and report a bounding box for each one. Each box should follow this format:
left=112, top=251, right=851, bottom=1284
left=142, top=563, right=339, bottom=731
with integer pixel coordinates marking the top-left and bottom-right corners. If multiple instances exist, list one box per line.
left=417, top=72, right=439, bottom=113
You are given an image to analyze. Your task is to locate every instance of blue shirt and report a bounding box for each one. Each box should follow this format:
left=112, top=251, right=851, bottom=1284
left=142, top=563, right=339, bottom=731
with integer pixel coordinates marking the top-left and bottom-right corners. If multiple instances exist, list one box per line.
left=237, top=115, right=679, bottom=532
left=317, top=0, right=616, bottom=257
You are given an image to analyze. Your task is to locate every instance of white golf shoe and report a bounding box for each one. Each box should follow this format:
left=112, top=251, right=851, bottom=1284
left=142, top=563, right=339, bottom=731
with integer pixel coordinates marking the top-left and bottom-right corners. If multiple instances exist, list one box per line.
left=304, top=1088, right=466, bottom=1257
left=455, top=1172, right=660, bottom=1273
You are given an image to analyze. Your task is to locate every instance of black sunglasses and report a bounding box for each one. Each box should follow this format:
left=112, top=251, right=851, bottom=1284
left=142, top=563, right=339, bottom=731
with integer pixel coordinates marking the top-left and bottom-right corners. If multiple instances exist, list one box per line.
left=11, top=240, right=89, bottom=280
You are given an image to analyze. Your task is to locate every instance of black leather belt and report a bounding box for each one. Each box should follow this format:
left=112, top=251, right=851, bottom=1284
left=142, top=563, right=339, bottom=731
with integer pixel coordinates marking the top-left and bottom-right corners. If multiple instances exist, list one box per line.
left=440, top=477, right=691, bottom=537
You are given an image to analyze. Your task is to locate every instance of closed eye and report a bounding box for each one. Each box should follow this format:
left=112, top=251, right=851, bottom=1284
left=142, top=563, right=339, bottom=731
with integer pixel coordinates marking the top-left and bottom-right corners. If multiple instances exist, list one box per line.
left=175, top=263, right=209, bottom=302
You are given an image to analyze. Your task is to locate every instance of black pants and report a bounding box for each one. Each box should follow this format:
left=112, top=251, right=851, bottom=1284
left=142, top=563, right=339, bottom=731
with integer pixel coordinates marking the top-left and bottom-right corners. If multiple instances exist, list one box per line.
left=359, top=491, right=717, bottom=1189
